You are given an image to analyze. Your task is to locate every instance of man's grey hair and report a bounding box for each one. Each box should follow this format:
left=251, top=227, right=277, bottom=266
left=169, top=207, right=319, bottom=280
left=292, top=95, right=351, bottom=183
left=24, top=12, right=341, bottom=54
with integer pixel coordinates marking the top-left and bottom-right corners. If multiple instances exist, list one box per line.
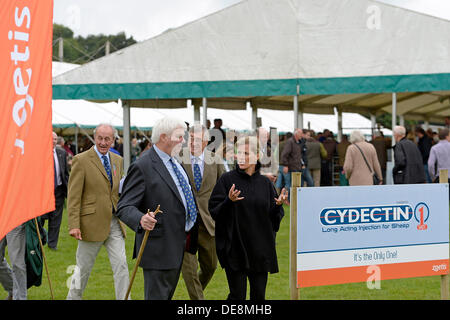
left=93, top=123, right=117, bottom=138
left=189, top=123, right=210, bottom=141
left=151, top=117, right=187, bottom=144
left=393, top=125, right=406, bottom=137
left=349, top=130, right=365, bottom=144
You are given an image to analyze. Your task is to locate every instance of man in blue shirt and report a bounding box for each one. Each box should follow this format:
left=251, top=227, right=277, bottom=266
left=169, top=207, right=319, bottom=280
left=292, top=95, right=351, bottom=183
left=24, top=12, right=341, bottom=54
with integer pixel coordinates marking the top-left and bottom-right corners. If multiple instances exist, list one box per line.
left=66, top=124, right=128, bottom=300
left=428, top=128, right=450, bottom=192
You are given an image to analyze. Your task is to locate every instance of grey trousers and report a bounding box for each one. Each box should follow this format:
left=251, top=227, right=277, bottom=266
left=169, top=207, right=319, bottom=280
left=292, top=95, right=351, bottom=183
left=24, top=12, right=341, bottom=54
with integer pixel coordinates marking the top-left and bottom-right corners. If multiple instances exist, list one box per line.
left=66, top=216, right=130, bottom=300
left=0, top=224, right=27, bottom=300
left=0, top=257, right=13, bottom=295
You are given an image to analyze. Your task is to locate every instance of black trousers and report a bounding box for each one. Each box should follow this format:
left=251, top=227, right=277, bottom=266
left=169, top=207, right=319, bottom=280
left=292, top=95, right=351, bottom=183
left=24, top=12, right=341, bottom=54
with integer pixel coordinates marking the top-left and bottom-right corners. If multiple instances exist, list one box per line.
left=225, top=268, right=268, bottom=300
left=320, top=160, right=333, bottom=186
left=143, top=267, right=181, bottom=300
left=42, top=186, right=65, bottom=249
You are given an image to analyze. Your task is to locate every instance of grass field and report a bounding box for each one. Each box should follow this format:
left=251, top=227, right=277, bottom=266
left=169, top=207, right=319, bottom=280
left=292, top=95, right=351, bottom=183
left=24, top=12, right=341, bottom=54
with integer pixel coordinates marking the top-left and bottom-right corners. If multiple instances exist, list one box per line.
left=18, top=204, right=446, bottom=300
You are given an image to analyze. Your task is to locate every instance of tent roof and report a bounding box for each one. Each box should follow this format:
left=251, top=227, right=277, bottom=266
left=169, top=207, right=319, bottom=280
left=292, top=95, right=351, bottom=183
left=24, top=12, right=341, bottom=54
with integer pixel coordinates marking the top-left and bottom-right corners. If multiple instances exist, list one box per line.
left=52, top=0, right=450, bottom=124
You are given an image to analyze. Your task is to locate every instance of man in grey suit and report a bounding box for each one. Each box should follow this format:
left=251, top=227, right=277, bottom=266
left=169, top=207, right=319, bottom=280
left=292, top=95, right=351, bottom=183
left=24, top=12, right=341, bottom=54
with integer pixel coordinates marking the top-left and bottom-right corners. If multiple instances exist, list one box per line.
left=180, top=124, right=225, bottom=300
left=116, top=117, right=199, bottom=300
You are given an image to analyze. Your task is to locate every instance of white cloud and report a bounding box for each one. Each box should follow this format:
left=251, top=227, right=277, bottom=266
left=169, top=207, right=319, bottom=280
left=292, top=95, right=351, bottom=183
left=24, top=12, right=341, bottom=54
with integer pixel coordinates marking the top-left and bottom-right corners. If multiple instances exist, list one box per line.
left=54, top=0, right=450, bottom=41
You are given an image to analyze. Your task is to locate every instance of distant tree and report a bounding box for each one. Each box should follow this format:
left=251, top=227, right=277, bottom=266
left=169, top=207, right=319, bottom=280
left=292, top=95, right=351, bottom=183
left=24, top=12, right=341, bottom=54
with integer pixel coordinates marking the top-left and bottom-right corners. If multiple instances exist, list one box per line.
left=52, top=24, right=137, bottom=64
left=53, top=23, right=74, bottom=39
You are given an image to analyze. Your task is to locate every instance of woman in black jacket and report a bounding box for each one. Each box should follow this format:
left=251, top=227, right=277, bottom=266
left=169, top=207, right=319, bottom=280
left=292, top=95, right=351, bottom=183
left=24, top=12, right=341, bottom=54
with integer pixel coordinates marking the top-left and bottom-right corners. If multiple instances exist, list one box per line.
left=209, top=136, right=287, bottom=300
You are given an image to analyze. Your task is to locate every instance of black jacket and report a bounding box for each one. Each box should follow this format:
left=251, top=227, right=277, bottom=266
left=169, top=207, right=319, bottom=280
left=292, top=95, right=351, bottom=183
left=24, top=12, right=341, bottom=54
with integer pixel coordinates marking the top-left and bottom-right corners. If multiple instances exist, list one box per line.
left=116, top=147, right=198, bottom=270
left=393, top=138, right=426, bottom=184
left=417, top=135, right=433, bottom=164
left=208, top=162, right=284, bottom=273
left=55, top=147, right=69, bottom=196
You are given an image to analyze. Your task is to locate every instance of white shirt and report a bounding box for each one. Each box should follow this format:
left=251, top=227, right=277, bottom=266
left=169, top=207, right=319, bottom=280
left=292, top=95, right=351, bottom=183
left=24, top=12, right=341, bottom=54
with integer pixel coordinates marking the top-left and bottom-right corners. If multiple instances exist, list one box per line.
left=53, top=148, right=62, bottom=186
left=94, top=145, right=111, bottom=168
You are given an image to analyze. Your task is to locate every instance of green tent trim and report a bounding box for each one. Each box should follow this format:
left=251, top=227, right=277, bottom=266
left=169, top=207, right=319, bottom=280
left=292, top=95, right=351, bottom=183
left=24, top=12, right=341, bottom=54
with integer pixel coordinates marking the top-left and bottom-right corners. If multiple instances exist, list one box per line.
left=52, top=73, right=450, bottom=100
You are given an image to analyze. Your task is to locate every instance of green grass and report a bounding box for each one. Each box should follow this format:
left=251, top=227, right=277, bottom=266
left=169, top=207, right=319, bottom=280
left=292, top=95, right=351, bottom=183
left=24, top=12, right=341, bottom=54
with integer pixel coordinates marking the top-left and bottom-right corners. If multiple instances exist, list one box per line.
left=18, top=204, right=446, bottom=300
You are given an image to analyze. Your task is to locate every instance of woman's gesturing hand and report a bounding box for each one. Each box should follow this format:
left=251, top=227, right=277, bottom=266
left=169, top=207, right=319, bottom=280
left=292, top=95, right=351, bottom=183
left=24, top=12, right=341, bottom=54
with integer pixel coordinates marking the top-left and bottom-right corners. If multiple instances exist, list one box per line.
left=275, top=188, right=288, bottom=206
left=228, top=184, right=244, bottom=202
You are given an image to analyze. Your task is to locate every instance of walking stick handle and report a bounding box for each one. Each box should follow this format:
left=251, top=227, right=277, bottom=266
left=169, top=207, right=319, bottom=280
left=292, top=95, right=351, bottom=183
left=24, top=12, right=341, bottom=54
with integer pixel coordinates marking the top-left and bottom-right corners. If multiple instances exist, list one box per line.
left=124, top=205, right=162, bottom=300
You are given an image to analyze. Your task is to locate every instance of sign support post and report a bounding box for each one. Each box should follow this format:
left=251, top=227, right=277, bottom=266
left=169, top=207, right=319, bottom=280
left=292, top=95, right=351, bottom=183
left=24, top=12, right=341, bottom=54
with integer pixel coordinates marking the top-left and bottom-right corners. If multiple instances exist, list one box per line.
left=290, top=172, right=301, bottom=300
left=440, top=169, right=449, bottom=300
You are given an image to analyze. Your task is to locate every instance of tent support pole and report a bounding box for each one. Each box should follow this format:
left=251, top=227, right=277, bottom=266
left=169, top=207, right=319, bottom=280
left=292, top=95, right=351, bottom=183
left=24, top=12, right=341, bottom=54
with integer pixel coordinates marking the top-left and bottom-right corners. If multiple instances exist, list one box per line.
left=399, top=115, right=405, bottom=128
left=75, top=126, right=79, bottom=154
left=392, top=93, right=397, bottom=148
left=193, top=100, right=200, bottom=123
left=251, top=103, right=257, bottom=130
left=293, top=95, right=298, bottom=130
left=298, top=108, right=303, bottom=130
left=370, top=113, right=376, bottom=137
left=337, top=107, right=343, bottom=142
left=123, top=100, right=131, bottom=174
left=202, top=98, right=207, bottom=128
left=386, top=92, right=398, bottom=185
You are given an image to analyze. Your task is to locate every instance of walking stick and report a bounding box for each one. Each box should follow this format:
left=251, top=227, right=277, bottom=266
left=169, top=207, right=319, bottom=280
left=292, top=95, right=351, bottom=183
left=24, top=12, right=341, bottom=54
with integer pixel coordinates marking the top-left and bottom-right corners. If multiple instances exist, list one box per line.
left=34, top=218, right=54, bottom=300
left=124, top=205, right=163, bottom=300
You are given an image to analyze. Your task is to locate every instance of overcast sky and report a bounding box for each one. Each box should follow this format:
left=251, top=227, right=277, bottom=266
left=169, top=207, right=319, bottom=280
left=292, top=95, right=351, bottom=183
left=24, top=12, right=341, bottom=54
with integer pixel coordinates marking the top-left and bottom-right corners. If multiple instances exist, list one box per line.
left=53, top=0, right=242, bottom=41
left=53, top=0, right=450, bottom=42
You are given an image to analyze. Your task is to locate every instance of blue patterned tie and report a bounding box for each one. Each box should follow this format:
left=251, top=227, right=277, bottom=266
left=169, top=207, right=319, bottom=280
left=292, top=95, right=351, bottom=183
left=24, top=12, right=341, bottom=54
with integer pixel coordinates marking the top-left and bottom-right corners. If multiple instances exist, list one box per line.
left=193, top=162, right=202, bottom=191
left=102, top=155, right=112, bottom=187
left=169, top=159, right=197, bottom=224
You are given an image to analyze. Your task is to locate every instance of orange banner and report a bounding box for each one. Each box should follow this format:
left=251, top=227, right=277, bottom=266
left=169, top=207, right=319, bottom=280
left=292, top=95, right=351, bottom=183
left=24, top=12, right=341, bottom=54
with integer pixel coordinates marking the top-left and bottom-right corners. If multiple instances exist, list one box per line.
left=0, top=0, right=54, bottom=239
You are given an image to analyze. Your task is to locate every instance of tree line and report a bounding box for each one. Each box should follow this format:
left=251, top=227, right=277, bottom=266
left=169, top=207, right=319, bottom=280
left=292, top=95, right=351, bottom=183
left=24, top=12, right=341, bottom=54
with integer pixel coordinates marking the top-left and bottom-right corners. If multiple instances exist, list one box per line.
left=52, top=24, right=137, bottom=64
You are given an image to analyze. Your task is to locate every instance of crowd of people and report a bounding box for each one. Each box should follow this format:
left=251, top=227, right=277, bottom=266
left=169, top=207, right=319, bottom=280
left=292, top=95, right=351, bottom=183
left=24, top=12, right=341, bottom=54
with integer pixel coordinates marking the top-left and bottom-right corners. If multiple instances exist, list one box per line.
left=1, top=116, right=449, bottom=300
left=277, top=125, right=450, bottom=191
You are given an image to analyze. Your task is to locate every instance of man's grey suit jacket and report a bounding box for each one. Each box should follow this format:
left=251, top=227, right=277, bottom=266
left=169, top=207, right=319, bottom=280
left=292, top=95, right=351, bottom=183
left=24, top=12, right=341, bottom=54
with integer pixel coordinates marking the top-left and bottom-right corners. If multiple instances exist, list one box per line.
left=115, top=147, right=198, bottom=270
